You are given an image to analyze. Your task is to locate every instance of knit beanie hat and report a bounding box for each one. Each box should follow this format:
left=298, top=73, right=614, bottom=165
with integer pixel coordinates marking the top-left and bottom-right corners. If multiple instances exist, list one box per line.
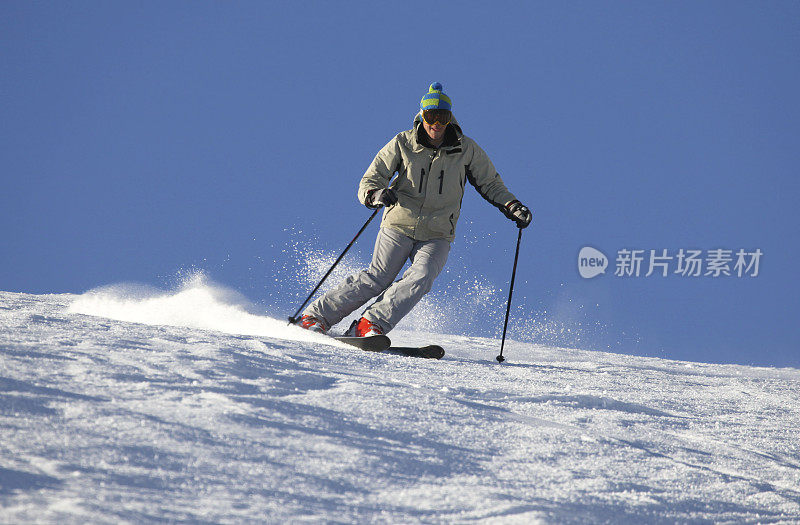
left=420, top=82, right=452, bottom=111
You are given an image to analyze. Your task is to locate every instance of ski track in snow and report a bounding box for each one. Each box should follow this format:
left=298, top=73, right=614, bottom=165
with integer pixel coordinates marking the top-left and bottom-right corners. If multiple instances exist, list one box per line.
left=1, top=286, right=800, bottom=524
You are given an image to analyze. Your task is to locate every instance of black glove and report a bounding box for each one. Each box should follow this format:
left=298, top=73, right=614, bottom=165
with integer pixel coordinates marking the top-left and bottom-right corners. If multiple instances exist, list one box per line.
left=368, top=188, right=398, bottom=208
left=506, top=200, right=532, bottom=228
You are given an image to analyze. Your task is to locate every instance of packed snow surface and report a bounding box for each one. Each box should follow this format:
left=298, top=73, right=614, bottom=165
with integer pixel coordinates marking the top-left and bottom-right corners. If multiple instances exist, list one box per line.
left=1, top=283, right=800, bottom=523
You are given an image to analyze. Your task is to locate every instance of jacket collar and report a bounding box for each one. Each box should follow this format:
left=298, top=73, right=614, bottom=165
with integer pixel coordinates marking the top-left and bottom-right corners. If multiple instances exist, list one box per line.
left=412, top=112, right=462, bottom=151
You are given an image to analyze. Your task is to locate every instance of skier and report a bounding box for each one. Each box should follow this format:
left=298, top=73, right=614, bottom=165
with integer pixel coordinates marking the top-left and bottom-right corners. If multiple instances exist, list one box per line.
left=297, top=82, right=532, bottom=337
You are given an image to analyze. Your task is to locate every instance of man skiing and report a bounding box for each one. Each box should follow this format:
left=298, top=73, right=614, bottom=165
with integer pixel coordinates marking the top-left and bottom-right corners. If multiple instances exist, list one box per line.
left=297, top=82, right=532, bottom=337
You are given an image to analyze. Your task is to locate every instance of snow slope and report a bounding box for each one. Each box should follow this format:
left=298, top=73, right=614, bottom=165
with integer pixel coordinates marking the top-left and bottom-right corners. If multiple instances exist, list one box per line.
left=1, top=285, right=799, bottom=523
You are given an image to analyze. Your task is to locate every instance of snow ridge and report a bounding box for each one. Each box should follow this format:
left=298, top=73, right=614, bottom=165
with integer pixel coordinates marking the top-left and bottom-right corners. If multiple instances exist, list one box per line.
left=67, top=274, right=345, bottom=348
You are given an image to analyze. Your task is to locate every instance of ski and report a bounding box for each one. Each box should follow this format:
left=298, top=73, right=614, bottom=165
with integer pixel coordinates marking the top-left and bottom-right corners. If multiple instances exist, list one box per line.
left=331, top=335, right=443, bottom=359
left=333, top=334, right=391, bottom=352
left=387, top=345, right=445, bottom=360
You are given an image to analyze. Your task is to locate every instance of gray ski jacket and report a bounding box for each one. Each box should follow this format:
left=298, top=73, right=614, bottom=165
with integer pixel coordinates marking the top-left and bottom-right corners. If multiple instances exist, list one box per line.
left=358, top=113, right=518, bottom=242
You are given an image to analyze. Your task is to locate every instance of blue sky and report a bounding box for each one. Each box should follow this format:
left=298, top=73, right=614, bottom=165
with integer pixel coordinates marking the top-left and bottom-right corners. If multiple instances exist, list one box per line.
left=2, top=2, right=798, bottom=367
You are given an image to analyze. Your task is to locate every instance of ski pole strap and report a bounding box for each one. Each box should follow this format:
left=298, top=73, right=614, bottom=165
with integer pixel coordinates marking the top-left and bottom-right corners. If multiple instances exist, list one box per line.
left=288, top=208, right=381, bottom=325
left=497, top=227, right=523, bottom=363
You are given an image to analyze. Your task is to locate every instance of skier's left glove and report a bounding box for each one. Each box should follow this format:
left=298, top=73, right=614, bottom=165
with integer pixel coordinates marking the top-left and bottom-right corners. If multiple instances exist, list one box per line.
left=367, top=188, right=398, bottom=208
left=506, top=200, right=532, bottom=228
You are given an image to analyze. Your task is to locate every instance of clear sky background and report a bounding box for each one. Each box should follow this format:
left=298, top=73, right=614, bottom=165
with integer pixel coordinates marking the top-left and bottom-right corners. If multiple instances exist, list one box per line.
left=2, top=2, right=798, bottom=367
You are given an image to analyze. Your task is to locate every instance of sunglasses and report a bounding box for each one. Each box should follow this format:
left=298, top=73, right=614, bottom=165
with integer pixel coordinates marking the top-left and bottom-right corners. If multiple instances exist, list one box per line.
left=422, top=109, right=451, bottom=126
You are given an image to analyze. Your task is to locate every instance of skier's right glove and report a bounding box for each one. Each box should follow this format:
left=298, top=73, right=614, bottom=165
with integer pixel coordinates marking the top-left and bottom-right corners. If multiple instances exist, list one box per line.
left=367, top=188, right=398, bottom=208
left=506, top=200, right=532, bottom=228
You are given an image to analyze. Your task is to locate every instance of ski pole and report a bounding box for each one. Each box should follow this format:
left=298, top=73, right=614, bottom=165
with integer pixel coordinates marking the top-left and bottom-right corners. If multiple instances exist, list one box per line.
left=288, top=208, right=380, bottom=325
left=497, top=227, right=523, bottom=363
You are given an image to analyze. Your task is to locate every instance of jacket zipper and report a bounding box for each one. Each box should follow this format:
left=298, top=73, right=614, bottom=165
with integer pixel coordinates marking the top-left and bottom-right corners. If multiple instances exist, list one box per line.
left=426, top=148, right=437, bottom=193
left=438, top=170, right=444, bottom=194
left=419, top=168, right=425, bottom=193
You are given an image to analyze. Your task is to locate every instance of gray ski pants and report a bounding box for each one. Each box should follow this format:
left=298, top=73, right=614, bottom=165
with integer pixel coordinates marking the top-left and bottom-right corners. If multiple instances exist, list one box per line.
left=303, top=227, right=451, bottom=333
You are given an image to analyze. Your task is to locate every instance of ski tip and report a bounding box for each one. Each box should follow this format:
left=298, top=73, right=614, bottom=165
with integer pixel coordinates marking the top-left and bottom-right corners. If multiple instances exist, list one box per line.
left=387, top=345, right=444, bottom=359
left=426, top=345, right=445, bottom=360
